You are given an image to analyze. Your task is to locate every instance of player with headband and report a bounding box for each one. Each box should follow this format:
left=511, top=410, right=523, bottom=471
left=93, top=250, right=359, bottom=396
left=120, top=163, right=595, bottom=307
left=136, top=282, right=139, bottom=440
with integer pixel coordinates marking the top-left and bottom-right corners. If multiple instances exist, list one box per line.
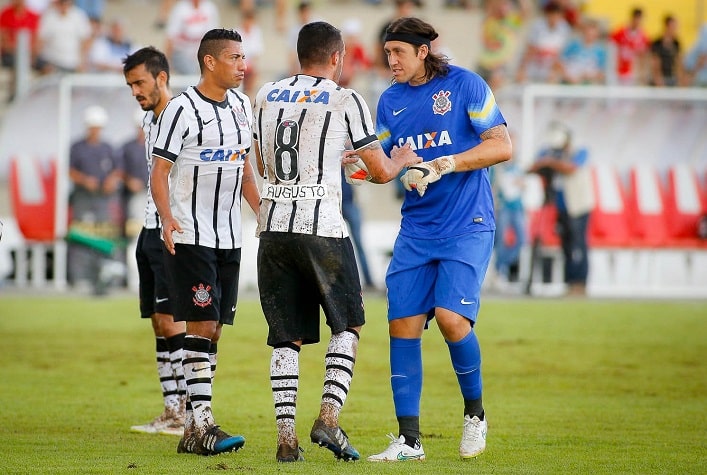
left=367, top=16, right=512, bottom=462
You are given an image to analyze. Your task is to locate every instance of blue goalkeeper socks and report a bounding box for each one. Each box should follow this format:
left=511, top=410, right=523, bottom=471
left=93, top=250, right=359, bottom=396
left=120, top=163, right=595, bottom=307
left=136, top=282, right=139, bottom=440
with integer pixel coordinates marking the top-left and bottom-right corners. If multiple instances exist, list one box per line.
left=390, top=336, right=422, bottom=418
left=447, top=330, right=482, bottom=401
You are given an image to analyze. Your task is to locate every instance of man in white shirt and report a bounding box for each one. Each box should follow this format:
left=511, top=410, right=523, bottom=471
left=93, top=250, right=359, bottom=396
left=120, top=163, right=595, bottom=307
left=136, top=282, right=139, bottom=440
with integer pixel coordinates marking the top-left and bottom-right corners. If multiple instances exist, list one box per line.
left=37, top=0, right=91, bottom=73
left=165, top=0, right=219, bottom=75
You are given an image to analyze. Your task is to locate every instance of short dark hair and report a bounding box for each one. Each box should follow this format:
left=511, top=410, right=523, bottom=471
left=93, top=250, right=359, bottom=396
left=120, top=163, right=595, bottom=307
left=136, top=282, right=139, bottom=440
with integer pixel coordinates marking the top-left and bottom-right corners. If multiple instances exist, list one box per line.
left=122, top=46, right=170, bottom=83
left=297, top=21, right=343, bottom=69
left=386, top=17, right=449, bottom=80
left=197, top=28, right=243, bottom=72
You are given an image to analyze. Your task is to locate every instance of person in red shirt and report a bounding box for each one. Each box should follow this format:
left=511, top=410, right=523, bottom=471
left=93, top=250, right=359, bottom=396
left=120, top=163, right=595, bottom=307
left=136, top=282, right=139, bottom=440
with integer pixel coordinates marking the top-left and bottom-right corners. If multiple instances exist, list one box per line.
left=610, top=7, right=650, bottom=85
left=339, top=18, right=372, bottom=88
left=0, top=0, right=41, bottom=101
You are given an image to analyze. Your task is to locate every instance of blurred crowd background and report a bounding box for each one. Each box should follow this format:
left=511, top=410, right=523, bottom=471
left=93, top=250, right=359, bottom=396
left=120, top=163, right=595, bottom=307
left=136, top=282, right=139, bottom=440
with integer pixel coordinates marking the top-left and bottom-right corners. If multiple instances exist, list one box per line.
left=1, top=0, right=706, bottom=103
left=1, top=0, right=706, bottom=297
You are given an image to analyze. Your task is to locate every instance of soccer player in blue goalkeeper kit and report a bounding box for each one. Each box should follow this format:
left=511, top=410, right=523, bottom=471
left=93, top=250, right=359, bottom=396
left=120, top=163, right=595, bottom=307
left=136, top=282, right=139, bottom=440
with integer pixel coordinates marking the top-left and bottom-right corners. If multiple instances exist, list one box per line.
left=367, top=17, right=512, bottom=462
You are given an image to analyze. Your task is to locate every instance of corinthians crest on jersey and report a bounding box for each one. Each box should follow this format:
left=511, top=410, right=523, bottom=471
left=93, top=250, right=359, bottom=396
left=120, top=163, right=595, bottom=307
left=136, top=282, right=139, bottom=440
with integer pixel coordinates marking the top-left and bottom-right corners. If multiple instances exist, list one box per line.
left=432, top=90, right=452, bottom=115
left=233, top=106, right=249, bottom=129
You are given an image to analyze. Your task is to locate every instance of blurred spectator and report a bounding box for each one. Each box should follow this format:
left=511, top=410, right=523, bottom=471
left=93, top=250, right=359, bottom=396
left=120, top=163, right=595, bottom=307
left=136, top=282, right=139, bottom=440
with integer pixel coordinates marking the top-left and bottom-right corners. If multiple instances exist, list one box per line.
left=444, top=0, right=471, bottom=8
left=683, top=23, right=707, bottom=87
left=649, top=15, right=683, bottom=87
left=154, top=0, right=175, bottom=29
left=238, top=8, right=264, bottom=99
left=68, top=105, right=124, bottom=292
left=340, top=167, right=375, bottom=291
left=528, top=121, right=594, bottom=296
left=119, top=109, right=149, bottom=239
left=516, top=0, right=571, bottom=84
left=339, top=18, right=372, bottom=88
left=0, top=0, right=41, bottom=101
left=554, top=0, right=581, bottom=29
left=491, top=158, right=526, bottom=290
left=609, top=7, right=650, bottom=85
left=165, top=0, right=220, bottom=75
left=237, top=0, right=285, bottom=32
left=559, top=17, right=608, bottom=85
left=476, top=0, right=530, bottom=91
left=74, top=0, right=103, bottom=21
left=37, top=0, right=92, bottom=74
left=88, top=17, right=136, bottom=73
left=286, top=1, right=319, bottom=76
left=25, top=0, right=50, bottom=14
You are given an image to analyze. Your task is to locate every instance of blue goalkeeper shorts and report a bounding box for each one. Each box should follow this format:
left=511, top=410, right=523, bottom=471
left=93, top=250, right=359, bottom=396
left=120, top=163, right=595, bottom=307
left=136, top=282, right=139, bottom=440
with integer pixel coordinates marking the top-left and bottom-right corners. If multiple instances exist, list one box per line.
left=385, top=231, right=494, bottom=323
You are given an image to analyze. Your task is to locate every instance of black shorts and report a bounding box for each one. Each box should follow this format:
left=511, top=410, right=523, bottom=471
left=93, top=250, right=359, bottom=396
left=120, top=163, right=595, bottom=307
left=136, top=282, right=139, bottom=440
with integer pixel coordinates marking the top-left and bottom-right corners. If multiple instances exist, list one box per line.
left=164, top=243, right=241, bottom=324
left=257, top=232, right=365, bottom=347
left=135, top=227, right=172, bottom=318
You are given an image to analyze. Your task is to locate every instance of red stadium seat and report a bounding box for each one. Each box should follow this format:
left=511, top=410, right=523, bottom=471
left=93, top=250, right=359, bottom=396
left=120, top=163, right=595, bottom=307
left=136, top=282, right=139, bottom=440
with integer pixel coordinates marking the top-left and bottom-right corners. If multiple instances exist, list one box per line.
left=625, top=164, right=668, bottom=247
left=9, top=156, right=57, bottom=241
left=587, top=164, right=631, bottom=247
left=663, top=164, right=707, bottom=247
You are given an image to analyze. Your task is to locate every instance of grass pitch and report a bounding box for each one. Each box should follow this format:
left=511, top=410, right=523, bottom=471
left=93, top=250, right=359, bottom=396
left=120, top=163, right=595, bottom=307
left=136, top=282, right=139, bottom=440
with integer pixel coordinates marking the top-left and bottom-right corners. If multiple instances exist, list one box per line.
left=0, top=294, right=705, bottom=474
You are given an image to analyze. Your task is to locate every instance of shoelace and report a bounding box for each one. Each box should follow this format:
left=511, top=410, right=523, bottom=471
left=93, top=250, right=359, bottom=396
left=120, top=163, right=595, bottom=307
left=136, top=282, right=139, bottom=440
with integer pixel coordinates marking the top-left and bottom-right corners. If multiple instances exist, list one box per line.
left=463, top=419, right=482, bottom=442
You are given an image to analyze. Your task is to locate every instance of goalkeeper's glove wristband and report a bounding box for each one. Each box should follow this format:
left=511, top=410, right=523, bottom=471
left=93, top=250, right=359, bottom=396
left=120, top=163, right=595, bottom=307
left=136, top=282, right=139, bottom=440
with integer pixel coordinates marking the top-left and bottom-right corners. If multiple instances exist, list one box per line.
left=428, top=155, right=456, bottom=176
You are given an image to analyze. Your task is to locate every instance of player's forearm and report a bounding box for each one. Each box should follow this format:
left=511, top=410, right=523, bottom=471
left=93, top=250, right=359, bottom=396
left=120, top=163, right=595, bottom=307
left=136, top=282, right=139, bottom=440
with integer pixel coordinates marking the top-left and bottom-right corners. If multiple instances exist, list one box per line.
left=242, top=160, right=260, bottom=216
left=368, top=158, right=404, bottom=184
left=150, top=182, right=171, bottom=221
left=243, top=183, right=260, bottom=216
left=358, top=143, right=419, bottom=184
left=149, top=159, right=173, bottom=221
left=451, top=136, right=512, bottom=172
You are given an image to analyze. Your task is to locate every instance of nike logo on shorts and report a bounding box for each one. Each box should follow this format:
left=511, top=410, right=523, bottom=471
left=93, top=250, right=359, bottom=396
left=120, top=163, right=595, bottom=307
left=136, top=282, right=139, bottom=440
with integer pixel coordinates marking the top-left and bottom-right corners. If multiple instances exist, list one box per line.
left=460, top=298, right=475, bottom=305
left=156, top=297, right=169, bottom=304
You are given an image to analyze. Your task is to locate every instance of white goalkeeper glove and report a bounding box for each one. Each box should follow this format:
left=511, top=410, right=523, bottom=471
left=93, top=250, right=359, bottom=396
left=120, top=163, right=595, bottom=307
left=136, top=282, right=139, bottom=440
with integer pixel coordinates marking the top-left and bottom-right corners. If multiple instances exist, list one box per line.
left=344, top=157, right=370, bottom=186
left=400, top=155, right=456, bottom=197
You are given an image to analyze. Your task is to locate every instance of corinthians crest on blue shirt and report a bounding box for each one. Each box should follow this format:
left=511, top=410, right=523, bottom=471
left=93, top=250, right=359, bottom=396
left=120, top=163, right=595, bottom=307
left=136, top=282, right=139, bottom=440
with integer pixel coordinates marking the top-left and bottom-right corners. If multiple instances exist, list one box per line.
left=432, top=90, right=452, bottom=116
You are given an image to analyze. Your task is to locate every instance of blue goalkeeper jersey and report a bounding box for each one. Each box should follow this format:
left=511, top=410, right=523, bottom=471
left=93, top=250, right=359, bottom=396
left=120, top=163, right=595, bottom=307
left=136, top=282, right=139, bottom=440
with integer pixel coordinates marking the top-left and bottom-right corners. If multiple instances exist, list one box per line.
left=376, top=65, right=507, bottom=239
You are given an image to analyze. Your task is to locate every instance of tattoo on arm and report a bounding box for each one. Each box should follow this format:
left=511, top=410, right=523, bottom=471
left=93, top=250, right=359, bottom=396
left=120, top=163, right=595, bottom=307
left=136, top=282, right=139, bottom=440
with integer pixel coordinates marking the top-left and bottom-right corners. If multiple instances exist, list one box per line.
left=359, top=141, right=382, bottom=153
left=481, top=124, right=510, bottom=143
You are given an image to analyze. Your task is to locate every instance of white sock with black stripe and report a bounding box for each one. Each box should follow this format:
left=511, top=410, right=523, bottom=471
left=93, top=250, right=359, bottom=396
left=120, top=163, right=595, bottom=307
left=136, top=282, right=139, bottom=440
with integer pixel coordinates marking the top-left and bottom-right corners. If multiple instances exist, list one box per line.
left=320, top=329, right=359, bottom=423
left=155, top=337, right=178, bottom=413
left=209, top=342, right=217, bottom=383
left=270, top=343, right=300, bottom=444
left=166, top=333, right=185, bottom=417
left=182, top=335, right=214, bottom=434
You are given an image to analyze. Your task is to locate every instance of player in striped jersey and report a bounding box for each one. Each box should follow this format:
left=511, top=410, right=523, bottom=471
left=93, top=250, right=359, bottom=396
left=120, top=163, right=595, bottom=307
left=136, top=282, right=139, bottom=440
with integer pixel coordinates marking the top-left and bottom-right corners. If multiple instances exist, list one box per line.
left=367, top=17, right=513, bottom=462
left=123, top=46, right=186, bottom=437
left=150, top=29, right=260, bottom=456
left=252, top=21, right=421, bottom=463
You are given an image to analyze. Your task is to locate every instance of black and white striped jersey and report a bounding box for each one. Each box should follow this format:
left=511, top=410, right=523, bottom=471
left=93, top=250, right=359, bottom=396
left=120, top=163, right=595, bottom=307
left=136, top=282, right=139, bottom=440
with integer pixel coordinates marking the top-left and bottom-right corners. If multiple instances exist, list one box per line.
left=140, top=110, right=160, bottom=230
left=152, top=86, right=253, bottom=249
left=253, top=74, right=378, bottom=238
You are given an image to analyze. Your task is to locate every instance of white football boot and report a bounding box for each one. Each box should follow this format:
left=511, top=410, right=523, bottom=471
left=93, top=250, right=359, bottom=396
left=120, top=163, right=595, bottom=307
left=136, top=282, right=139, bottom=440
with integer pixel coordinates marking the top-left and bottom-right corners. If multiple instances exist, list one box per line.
left=367, top=433, right=425, bottom=462
left=459, top=415, right=487, bottom=459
